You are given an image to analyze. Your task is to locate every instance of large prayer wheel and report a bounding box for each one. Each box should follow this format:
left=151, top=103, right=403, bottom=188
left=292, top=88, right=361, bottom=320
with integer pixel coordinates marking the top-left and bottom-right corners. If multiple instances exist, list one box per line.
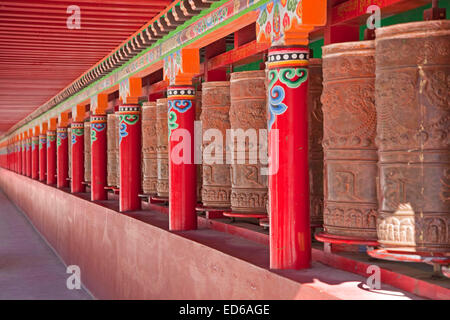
left=201, top=82, right=231, bottom=208
left=309, top=59, right=324, bottom=226
left=156, top=98, right=169, bottom=198
left=142, top=101, right=158, bottom=195
left=107, top=114, right=118, bottom=187
left=321, top=41, right=378, bottom=240
left=195, top=90, right=202, bottom=202
left=229, top=71, right=267, bottom=214
left=375, top=21, right=450, bottom=253
left=84, top=122, right=91, bottom=183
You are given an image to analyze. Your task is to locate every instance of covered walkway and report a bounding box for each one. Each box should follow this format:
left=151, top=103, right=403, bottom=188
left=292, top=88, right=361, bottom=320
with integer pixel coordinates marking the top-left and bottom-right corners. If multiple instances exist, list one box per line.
left=0, top=190, right=91, bottom=300
left=0, top=171, right=428, bottom=300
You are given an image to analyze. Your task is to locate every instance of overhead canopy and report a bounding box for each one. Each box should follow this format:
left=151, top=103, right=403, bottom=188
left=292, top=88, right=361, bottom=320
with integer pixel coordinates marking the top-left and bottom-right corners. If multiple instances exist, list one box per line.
left=0, top=0, right=172, bottom=134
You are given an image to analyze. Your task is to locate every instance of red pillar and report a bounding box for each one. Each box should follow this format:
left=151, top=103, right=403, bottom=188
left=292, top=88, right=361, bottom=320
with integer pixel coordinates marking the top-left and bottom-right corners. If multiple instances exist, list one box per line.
left=168, top=86, right=197, bottom=231
left=118, top=105, right=141, bottom=212
left=26, top=138, right=31, bottom=177
left=71, top=122, right=85, bottom=193
left=57, top=127, right=69, bottom=188
left=90, top=115, right=107, bottom=201
left=39, top=134, right=47, bottom=181
left=13, top=141, right=16, bottom=172
left=18, top=140, right=22, bottom=174
left=31, top=136, right=39, bottom=179
left=17, top=141, right=20, bottom=173
left=46, top=130, right=57, bottom=185
left=268, top=46, right=311, bottom=269
left=21, top=139, right=26, bottom=175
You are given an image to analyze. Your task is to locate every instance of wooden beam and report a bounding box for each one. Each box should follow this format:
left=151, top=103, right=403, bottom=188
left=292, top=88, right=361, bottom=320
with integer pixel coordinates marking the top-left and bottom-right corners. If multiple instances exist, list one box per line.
left=331, top=0, right=430, bottom=26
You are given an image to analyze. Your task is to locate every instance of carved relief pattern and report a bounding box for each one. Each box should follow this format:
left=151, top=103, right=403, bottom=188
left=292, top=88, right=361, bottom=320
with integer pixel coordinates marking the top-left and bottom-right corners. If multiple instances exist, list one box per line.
left=107, top=114, right=118, bottom=187
left=229, top=71, right=268, bottom=214
left=201, top=82, right=231, bottom=208
left=308, top=59, right=324, bottom=224
left=375, top=21, right=450, bottom=252
left=156, top=99, right=169, bottom=197
left=196, top=90, right=203, bottom=202
left=230, top=164, right=268, bottom=212
left=322, top=41, right=378, bottom=240
left=141, top=102, right=158, bottom=195
left=324, top=205, right=378, bottom=239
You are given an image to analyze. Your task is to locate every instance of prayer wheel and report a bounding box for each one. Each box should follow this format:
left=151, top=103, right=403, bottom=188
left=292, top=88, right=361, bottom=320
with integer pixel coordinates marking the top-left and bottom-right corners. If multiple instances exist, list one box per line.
left=308, top=59, right=324, bottom=226
left=201, top=82, right=231, bottom=208
left=375, top=21, right=450, bottom=253
left=142, top=102, right=158, bottom=195
left=229, top=71, right=268, bottom=214
left=68, top=127, right=72, bottom=180
left=156, top=98, right=169, bottom=198
left=84, top=122, right=91, bottom=183
left=321, top=41, right=378, bottom=240
left=195, top=90, right=202, bottom=202
left=107, top=114, right=118, bottom=187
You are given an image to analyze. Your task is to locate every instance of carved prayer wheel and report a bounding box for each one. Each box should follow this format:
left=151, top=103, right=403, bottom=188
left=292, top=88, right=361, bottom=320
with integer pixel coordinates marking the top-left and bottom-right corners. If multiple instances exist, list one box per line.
left=309, top=59, right=324, bottom=226
left=321, top=41, right=378, bottom=240
left=107, top=114, right=118, bottom=187
left=229, top=71, right=267, bottom=214
left=156, top=98, right=169, bottom=198
left=68, top=127, right=72, bottom=179
left=142, top=102, right=158, bottom=195
left=195, top=90, right=202, bottom=202
left=375, top=21, right=450, bottom=253
left=201, top=82, right=231, bottom=208
left=84, top=122, right=91, bottom=183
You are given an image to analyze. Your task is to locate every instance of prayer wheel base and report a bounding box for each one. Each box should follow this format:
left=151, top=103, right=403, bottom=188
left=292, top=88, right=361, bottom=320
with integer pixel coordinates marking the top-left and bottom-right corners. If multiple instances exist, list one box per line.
left=104, top=186, right=120, bottom=195
left=367, top=248, right=450, bottom=278
left=138, top=194, right=168, bottom=205
left=223, top=212, right=267, bottom=219
left=195, top=205, right=228, bottom=219
left=150, top=195, right=168, bottom=204
left=315, top=232, right=379, bottom=254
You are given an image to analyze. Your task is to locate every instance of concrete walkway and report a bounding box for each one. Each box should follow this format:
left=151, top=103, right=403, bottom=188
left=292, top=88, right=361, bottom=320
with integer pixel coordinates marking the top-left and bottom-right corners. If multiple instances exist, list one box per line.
left=0, top=190, right=92, bottom=300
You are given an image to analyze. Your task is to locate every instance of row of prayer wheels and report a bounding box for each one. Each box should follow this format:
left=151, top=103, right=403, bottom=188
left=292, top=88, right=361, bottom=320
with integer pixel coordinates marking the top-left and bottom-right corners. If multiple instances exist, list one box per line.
left=62, top=20, right=448, bottom=257
left=74, top=69, right=323, bottom=222
left=321, top=20, right=449, bottom=254
left=59, top=71, right=324, bottom=225
left=139, top=69, right=324, bottom=220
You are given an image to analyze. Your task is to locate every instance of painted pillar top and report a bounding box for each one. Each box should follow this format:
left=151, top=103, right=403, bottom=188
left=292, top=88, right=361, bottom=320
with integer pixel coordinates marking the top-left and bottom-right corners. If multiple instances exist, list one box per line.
left=163, top=48, right=200, bottom=86
left=256, top=0, right=327, bottom=46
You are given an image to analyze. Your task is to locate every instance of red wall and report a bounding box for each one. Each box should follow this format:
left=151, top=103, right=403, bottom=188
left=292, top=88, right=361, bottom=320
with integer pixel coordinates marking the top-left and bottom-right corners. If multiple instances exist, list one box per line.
left=0, top=168, right=339, bottom=300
